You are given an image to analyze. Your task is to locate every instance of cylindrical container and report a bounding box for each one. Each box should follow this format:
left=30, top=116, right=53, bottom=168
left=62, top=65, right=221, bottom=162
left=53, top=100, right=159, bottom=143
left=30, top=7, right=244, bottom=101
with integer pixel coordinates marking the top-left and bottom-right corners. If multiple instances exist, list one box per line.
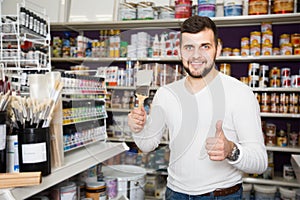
left=198, top=4, right=216, bottom=17
left=250, top=31, right=261, bottom=45
left=291, top=33, right=300, bottom=47
left=7, top=134, right=19, bottom=173
left=119, top=3, right=137, bottom=20
left=269, top=67, right=281, bottom=79
left=241, top=37, right=250, bottom=48
left=76, top=181, right=86, bottom=199
left=248, top=0, right=269, bottom=15
left=222, top=47, right=232, bottom=56
left=280, top=43, right=293, bottom=55
left=159, top=6, right=175, bottom=19
left=232, top=48, right=240, bottom=56
left=280, top=34, right=290, bottom=46
left=0, top=111, right=7, bottom=173
left=242, top=184, right=252, bottom=200
left=254, top=184, right=277, bottom=199
left=261, top=22, right=272, bottom=32
left=103, top=165, right=147, bottom=200
left=277, top=130, right=287, bottom=146
left=17, top=127, right=51, bottom=176
left=272, top=0, right=294, bottom=14
left=175, top=0, right=192, bottom=18
left=105, top=178, right=118, bottom=199
left=219, top=63, right=231, bottom=76
left=291, top=75, right=300, bottom=87
left=248, top=63, right=260, bottom=76
left=262, top=30, right=273, bottom=45
left=279, top=187, right=296, bottom=200
left=224, top=0, right=243, bottom=16
left=283, top=165, right=295, bottom=180
left=86, top=181, right=106, bottom=200
left=59, top=181, right=77, bottom=200
left=137, top=2, right=155, bottom=20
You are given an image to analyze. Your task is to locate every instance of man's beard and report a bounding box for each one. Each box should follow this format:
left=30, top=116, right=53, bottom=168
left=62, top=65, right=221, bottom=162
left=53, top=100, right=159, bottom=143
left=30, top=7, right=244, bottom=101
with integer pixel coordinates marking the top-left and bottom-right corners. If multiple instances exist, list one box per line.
left=184, top=61, right=215, bottom=79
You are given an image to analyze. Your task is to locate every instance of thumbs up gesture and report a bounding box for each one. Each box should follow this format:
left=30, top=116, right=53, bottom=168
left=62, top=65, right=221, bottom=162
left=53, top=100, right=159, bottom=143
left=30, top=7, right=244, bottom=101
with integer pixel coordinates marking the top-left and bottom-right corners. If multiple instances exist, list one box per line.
left=205, top=120, right=234, bottom=161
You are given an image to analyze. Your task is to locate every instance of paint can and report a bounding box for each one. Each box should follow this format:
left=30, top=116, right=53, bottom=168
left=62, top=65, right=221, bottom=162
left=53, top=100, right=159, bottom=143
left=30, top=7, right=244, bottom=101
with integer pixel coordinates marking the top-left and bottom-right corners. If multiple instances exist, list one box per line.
left=103, top=165, right=146, bottom=200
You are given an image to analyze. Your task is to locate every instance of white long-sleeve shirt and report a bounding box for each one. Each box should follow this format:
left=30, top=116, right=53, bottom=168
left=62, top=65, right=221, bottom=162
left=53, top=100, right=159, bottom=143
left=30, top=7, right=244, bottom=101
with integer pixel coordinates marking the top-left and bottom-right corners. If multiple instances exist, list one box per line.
left=132, top=72, right=268, bottom=195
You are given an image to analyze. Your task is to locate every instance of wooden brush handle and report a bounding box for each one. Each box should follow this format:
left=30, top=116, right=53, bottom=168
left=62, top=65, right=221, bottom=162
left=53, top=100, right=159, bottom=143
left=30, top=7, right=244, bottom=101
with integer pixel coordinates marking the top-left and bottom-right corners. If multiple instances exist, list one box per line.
left=136, top=94, right=147, bottom=109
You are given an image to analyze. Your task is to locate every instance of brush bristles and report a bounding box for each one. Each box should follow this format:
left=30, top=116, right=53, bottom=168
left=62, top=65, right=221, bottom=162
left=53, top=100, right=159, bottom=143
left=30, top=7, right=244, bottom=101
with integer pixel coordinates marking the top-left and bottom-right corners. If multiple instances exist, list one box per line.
left=136, top=85, right=150, bottom=97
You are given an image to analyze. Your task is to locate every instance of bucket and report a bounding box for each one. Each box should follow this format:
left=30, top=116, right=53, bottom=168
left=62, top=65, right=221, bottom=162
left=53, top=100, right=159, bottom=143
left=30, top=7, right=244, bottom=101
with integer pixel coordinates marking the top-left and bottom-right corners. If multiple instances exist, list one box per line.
left=254, top=184, right=277, bottom=200
left=279, top=187, right=296, bottom=200
left=17, top=127, right=51, bottom=176
left=103, top=165, right=146, bottom=200
left=242, top=183, right=252, bottom=200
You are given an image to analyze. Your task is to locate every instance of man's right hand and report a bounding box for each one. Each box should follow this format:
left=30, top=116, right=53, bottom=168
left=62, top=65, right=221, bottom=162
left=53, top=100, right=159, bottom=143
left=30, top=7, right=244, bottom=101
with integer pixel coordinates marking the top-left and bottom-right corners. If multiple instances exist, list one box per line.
left=128, top=107, right=147, bottom=133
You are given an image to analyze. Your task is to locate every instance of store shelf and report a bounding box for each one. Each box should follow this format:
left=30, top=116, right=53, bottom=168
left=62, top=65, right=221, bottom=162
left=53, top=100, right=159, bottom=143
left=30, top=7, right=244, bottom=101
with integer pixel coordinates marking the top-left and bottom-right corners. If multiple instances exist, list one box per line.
left=260, top=113, right=300, bottom=118
left=50, top=13, right=300, bottom=31
left=266, top=146, right=300, bottom=153
left=51, top=55, right=300, bottom=63
left=8, top=142, right=129, bottom=199
left=108, top=137, right=169, bottom=145
left=243, top=177, right=300, bottom=188
left=252, top=88, right=300, bottom=92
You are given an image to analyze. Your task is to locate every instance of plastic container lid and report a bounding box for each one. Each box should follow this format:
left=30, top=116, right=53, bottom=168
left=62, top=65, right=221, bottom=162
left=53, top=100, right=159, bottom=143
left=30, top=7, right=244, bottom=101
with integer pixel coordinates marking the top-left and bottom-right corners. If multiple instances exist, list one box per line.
left=254, top=184, right=277, bottom=194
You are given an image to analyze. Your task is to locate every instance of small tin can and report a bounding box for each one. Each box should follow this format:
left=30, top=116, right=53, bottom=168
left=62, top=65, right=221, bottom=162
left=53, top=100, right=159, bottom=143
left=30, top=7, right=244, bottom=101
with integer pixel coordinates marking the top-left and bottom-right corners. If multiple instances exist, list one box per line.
left=291, top=75, right=300, bottom=87
left=279, top=34, right=290, bottom=46
left=281, top=77, right=291, bottom=87
left=294, top=46, right=300, bottom=55
left=222, top=47, right=232, bottom=56
left=277, top=130, right=287, bottom=146
left=291, top=33, right=300, bottom=47
left=269, top=67, right=281, bottom=79
left=248, top=63, right=260, bottom=76
left=250, top=44, right=261, bottom=56
left=250, top=31, right=261, bottom=45
left=281, top=68, right=290, bottom=77
left=220, top=63, right=231, bottom=75
left=232, top=48, right=240, bottom=56
left=272, top=0, right=294, bottom=14
left=280, top=43, right=293, bottom=55
left=262, top=43, right=272, bottom=55
left=273, top=47, right=280, bottom=55
left=262, top=30, right=273, bottom=45
left=289, top=93, right=299, bottom=105
left=241, top=37, right=250, bottom=47
left=241, top=46, right=250, bottom=56
left=270, top=77, right=281, bottom=87
left=283, top=165, right=295, bottom=180
left=261, top=22, right=272, bottom=32
left=240, top=77, right=249, bottom=85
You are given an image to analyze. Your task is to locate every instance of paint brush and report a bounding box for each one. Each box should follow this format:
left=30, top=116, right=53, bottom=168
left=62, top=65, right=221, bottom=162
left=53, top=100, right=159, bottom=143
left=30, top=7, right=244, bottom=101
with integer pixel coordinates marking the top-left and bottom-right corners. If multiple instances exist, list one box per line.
left=135, top=85, right=150, bottom=109
left=135, top=70, right=153, bottom=109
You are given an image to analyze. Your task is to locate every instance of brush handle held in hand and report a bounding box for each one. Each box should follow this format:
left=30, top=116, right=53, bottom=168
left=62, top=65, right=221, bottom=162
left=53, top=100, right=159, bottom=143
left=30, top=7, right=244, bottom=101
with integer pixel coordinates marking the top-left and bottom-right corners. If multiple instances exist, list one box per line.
left=136, top=94, right=147, bottom=109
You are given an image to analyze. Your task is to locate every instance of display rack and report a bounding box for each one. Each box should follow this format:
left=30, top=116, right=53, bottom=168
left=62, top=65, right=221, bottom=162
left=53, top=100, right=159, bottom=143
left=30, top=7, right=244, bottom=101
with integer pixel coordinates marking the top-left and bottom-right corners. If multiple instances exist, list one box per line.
left=0, top=141, right=129, bottom=199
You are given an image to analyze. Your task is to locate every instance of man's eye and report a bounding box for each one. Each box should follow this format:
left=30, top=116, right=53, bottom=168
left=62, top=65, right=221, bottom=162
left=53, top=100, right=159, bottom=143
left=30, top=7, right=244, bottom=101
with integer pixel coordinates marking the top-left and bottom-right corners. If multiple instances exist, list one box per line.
left=184, top=46, right=194, bottom=50
left=201, top=45, right=210, bottom=50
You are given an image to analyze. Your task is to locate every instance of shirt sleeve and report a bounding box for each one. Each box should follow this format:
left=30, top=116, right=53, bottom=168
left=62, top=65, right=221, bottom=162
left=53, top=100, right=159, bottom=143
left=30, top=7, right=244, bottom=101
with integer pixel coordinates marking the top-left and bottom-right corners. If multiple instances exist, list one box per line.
left=132, top=88, right=167, bottom=153
left=229, top=87, right=268, bottom=174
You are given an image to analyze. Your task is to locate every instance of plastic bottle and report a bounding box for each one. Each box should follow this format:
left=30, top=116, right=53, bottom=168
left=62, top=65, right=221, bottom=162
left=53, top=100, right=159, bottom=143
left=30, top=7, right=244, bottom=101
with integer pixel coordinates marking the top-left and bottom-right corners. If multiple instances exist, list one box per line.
left=152, top=34, right=160, bottom=57
left=160, top=34, right=166, bottom=57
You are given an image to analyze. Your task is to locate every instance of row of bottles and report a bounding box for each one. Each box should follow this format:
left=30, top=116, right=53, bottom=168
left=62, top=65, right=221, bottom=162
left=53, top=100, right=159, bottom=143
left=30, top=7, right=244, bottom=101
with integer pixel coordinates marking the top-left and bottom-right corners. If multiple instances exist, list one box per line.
left=19, top=6, right=48, bottom=37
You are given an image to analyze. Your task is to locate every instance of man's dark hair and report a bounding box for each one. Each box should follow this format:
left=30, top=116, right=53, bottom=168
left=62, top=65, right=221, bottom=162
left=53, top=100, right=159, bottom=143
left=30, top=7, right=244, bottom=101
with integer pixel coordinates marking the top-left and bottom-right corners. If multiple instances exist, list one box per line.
left=181, top=16, right=219, bottom=47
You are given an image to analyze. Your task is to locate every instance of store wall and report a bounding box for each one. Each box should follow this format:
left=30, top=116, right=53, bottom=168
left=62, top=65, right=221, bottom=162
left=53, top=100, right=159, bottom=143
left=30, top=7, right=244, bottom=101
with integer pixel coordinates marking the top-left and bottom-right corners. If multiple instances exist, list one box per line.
left=1, top=0, right=175, bottom=22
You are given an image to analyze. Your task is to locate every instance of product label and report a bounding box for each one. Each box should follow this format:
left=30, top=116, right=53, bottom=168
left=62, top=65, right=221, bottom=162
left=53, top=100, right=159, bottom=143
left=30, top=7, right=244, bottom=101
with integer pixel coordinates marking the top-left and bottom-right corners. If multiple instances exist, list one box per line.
left=0, top=125, right=6, bottom=150
left=22, top=142, right=47, bottom=163
left=60, top=189, right=77, bottom=200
